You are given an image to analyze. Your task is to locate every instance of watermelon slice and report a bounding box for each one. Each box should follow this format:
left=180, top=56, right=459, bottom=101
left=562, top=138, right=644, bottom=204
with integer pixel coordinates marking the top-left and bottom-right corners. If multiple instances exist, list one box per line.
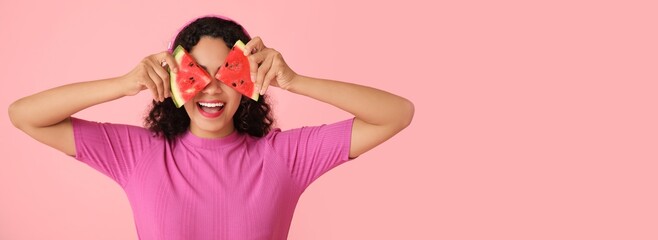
left=215, top=40, right=259, bottom=101
left=169, top=45, right=213, bottom=108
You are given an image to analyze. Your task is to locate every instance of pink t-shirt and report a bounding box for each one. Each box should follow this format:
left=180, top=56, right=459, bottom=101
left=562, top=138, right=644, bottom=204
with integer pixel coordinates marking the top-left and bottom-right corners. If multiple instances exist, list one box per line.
left=71, top=117, right=354, bottom=240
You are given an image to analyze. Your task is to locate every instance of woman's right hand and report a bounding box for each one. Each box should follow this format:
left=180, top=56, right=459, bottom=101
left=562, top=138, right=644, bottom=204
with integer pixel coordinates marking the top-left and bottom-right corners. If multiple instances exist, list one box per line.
left=9, top=51, right=178, bottom=157
left=120, top=51, right=178, bottom=102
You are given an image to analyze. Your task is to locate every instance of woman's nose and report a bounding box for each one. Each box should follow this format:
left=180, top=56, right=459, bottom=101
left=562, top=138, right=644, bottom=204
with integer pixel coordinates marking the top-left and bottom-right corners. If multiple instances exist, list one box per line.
left=201, top=78, right=223, bottom=94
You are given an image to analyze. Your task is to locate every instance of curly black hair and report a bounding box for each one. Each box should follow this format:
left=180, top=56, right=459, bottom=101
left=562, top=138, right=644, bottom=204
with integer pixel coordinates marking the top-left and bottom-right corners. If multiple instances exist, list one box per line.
left=144, top=16, right=274, bottom=139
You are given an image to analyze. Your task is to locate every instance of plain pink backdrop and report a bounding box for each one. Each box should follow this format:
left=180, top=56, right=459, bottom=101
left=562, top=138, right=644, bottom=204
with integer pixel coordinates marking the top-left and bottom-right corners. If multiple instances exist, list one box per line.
left=1, top=0, right=657, bottom=239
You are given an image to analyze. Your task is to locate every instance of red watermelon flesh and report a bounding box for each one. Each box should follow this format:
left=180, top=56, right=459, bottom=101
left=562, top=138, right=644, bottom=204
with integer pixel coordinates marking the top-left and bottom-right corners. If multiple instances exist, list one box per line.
left=215, top=40, right=259, bottom=101
left=169, top=45, right=213, bottom=108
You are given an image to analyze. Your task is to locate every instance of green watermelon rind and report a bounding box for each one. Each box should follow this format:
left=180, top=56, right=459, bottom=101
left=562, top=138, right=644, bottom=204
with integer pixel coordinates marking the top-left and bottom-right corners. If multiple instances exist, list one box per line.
left=232, top=40, right=260, bottom=101
left=169, top=45, right=186, bottom=108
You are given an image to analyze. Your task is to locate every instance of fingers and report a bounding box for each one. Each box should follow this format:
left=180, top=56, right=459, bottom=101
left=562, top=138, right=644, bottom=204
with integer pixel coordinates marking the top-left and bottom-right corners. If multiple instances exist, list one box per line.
left=148, top=57, right=171, bottom=99
left=247, top=48, right=289, bottom=95
left=160, top=52, right=176, bottom=99
left=248, top=53, right=259, bottom=83
left=126, top=51, right=176, bottom=100
left=143, top=52, right=174, bottom=101
left=245, top=36, right=266, bottom=85
left=243, top=38, right=291, bottom=95
left=261, top=67, right=278, bottom=95
left=256, top=54, right=275, bottom=95
left=145, top=65, right=165, bottom=101
left=140, top=67, right=159, bottom=101
left=243, top=37, right=265, bottom=56
left=248, top=50, right=268, bottom=85
left=162, top=52, right=178, bottom=73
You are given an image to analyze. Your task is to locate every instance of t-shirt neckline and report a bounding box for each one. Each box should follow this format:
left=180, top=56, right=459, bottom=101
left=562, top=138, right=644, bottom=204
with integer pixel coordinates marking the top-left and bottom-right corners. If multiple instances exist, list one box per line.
left=180, top=129, right=243, bottom=148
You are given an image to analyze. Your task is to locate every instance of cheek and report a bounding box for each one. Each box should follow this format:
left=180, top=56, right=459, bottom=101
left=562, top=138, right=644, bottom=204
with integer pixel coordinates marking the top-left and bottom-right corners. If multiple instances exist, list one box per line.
left=220, top=84, right=243, bottom=103
left=228, top=97, right=242, bottom=113
left=183, top=102, right=195, bottom=116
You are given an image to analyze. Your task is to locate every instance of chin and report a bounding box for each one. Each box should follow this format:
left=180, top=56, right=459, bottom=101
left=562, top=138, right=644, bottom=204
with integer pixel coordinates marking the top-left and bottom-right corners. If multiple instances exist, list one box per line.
left=193, top=118, right=234, bottom=135
left=184, top=98, right=239, bottom=138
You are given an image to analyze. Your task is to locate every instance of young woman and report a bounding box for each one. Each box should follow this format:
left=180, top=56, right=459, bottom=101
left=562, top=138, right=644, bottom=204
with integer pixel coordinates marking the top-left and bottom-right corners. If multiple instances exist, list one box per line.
left=8, top=16, right=414, bottom=239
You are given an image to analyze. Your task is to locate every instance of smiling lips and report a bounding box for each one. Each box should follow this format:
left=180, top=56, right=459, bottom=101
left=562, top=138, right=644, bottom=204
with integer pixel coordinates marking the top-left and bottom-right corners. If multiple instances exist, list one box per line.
left=197, top=101, right=225, bottom=118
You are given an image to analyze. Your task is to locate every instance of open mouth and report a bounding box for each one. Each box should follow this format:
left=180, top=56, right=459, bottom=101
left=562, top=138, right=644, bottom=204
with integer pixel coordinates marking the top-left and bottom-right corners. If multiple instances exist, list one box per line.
left=197, top=101, right=225, bottom=118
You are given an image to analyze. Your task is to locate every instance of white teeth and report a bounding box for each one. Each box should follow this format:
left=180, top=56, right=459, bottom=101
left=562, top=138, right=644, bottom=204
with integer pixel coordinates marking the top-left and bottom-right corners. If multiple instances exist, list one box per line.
left=198, top=102, right=224, bottom=107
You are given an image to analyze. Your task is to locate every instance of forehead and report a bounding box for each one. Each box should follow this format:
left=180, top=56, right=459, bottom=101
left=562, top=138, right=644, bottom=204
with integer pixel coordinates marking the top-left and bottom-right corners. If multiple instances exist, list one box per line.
left=189, top=37, right=230, bottom=72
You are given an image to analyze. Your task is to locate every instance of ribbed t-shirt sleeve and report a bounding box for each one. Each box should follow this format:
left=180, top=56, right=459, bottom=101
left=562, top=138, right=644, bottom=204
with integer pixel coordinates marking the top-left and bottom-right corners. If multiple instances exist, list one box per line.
left=268, top=118, right=355, bottom=190
left=70, top=117, right=155, bottom=187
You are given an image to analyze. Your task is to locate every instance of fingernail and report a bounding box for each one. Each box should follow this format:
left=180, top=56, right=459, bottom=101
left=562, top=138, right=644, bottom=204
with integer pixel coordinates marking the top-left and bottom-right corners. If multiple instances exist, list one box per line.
left=251, top=74, right=256, bottom=82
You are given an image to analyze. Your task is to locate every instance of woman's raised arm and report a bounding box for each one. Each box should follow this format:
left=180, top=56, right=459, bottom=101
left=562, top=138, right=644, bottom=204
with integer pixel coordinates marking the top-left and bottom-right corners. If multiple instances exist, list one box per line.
left=8, top=52, right=178, bottom=156
left=244, top=37, right=415, bottom=158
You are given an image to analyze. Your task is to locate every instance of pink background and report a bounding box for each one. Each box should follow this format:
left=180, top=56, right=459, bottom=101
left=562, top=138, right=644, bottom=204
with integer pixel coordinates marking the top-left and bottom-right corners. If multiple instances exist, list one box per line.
left=1, top=0, right=657, bottom=239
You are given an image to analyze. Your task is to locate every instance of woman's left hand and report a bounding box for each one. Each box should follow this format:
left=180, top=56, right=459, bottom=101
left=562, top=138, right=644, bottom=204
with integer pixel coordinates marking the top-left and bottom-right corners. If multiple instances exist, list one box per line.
left=242, top=37, right=298, bottom=95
